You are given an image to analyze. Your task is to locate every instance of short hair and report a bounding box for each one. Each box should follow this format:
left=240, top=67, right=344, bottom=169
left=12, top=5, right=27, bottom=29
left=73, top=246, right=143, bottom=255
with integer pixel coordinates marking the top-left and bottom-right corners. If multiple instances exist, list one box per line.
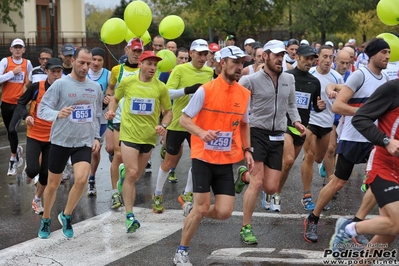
left=39, top=48, right=53, bottom=56
left=253, top=46, right=263, bottom=57
left=73, top=46, right=91, bottom=59
left=175, top=47, right=188, bottom=56
left=318, top=45, right=334, bottom=55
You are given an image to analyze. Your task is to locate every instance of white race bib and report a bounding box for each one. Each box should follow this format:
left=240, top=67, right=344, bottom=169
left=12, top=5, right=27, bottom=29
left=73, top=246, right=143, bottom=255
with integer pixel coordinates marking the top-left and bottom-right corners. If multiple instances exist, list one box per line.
left=10, top=72, right=25, bottom=83
left=269, top=134, right=284, bottom=141
left=70, top=104, right=93, bottom=123
left=204, top=131, right=232, bottom=151
left=295, top=91, right=311, bottom=109
left=130, top=98, right=155, bottom=115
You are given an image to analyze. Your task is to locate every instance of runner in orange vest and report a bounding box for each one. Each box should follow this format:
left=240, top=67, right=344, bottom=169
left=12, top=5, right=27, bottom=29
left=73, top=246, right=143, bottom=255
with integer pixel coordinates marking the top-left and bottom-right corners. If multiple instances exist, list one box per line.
left=0, top=38, right=33, bottom=176
left=173, top=46, right=253, bottom=266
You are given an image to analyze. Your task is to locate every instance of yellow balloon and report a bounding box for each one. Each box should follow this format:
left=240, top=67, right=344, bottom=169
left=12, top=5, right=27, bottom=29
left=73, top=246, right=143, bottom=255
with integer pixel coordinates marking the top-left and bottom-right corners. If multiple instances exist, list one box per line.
left=125, top=28, right=136, bottom=43
left=140, top=31, right=151, bottom=45
left=377, top=33, right=399, bottom=62
left=156, top=49, right=176, bottom=72
left=101, top=18, right=127, bottom=45
left=377, top=0, right=399, bottom=26
left=159, top=15, right=185, bottom=40
left=124, top=1, right=152, bottom=37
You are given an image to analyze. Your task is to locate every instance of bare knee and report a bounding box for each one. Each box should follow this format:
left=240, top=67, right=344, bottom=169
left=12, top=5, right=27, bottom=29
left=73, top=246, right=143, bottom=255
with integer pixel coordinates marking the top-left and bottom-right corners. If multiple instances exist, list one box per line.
left=194, top=203, right=210, bottom=218
left=214, top=205, right=233, bottom=220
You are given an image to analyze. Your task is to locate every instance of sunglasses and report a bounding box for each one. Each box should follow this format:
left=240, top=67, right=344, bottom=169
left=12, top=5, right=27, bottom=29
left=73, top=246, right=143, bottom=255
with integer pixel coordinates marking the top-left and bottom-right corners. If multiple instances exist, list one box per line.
left=287, top=39, right=299, bottom=47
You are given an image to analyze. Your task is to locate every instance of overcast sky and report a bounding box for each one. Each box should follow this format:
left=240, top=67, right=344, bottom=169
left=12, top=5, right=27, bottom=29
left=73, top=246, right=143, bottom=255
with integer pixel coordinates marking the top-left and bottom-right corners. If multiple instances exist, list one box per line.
left=85, top=0, right=118, bottom=9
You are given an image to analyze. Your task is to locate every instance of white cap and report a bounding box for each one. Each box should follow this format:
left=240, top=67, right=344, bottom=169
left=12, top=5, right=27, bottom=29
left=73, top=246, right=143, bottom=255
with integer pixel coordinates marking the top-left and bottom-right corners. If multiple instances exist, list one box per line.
left=325, top=41, right=334, bottom=47
left=244, top=38, right=256, bottom=46
left=11, top=38, right=25, bottom=47
left=220, top=46, right=251, bottom=61
left=214, top=51, right=221, bottom=63
left=263, top=40, right=287, bottom=54
left=348, top=38, right=356, bottom=44
left=190, top=39, right=210, bottom=52
left=300, top=39, right=309, bottom=45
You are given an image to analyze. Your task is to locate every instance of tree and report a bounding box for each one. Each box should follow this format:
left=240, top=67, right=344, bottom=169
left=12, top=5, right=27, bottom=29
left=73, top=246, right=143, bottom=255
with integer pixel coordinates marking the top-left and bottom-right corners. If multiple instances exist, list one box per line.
left=289, top=0, right=379, bottom=43
left=1, top=0, right=28, bottom=32
left=152, top=0, right=287, bottom=41
left=85, top=4, right=114, bottom=34
left=112, top=0, right=132, bottom=19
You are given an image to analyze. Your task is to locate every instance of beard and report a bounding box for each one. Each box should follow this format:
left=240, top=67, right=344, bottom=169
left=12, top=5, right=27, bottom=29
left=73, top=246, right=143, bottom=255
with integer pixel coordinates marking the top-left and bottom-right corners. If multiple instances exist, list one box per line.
left=266, top=58, right=282, bottom=74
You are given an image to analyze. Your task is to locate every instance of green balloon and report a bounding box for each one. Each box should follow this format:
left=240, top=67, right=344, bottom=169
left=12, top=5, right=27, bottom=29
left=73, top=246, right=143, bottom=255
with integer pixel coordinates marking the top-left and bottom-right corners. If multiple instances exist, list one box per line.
left=101, top=18, right=127, bottom=45
left=124, top=1, right=152, bottom=37
left=156, top=49, right=177, bottom=72
left=377, top=0, right=399, bottom=26
left=377, top=33, right=399, bottom=62
left=159, top=15, right=185, bottom=40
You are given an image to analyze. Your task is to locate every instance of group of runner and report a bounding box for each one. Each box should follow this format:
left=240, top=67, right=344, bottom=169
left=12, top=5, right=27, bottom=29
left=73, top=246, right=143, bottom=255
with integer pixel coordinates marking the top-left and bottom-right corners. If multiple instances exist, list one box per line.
left=1, top=34, right=399, bottom=266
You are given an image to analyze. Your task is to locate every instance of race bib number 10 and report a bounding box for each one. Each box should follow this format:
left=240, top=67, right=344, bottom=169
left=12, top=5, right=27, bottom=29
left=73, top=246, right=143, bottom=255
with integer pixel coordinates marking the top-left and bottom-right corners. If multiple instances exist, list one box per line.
left=204, top=131, right=232, bottom=151
left=70, top=104, right=93, bottom=123
left=131, top=98, right=155, bottom=115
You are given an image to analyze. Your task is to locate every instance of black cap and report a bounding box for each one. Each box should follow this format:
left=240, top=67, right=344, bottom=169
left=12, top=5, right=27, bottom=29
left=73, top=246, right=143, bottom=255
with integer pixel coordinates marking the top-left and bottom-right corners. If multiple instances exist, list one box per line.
left=226, top=35, right=236, bottom=41
left=91, top=47, right=106, bottom=59
left=297, top=45, right=318, bottom=57
left=45, top=58, right=63, bottom=69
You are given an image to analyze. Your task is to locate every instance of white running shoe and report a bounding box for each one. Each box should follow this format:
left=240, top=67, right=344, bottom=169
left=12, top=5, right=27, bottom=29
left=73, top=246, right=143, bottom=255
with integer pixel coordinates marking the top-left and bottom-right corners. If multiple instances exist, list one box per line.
left=270, top=193, right=281, bottom=212
left=7, top=161, right=18, bottom=176
left=16, top=145, right=24, bottom=168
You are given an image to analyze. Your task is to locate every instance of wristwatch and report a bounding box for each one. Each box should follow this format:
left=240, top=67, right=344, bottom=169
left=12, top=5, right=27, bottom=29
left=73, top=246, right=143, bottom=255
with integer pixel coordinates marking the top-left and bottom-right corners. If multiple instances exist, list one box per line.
left=161, top=123, right=168, bottom=129
left=383, top=137, right=390, bottom=147
left=244, top=147, right=254, bottom=154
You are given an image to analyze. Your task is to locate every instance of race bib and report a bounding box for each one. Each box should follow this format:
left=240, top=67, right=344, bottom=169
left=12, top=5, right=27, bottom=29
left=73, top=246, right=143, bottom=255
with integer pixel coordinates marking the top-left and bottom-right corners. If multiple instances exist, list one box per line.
left=130, top=98, right=155, bottom=115
left=269, top=134, right=284, bottom=141
left=10, top=72, right=25, bottom=83
left=296, top=91, right=311, bottom=109
left=70, top=104, right=93, bottom=123
left=204, top=131, right=232, bottom=151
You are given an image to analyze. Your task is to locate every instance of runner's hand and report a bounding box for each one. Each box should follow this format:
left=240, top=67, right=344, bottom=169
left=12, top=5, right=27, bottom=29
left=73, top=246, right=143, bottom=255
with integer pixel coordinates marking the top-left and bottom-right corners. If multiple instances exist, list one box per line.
left=58, top=106, right=74, bottom=119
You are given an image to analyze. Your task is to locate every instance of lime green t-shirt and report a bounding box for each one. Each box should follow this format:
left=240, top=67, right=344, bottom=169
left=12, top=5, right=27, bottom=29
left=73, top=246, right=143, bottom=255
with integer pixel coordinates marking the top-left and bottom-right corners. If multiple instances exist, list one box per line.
left=166, top=63, right=213, bottom=131
left=115, top=74, right=172, bottom=146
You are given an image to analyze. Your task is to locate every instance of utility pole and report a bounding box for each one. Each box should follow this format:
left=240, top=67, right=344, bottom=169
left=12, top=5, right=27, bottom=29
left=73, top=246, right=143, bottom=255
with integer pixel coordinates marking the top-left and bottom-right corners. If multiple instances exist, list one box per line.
left=49, top=0, right=57, bottom=56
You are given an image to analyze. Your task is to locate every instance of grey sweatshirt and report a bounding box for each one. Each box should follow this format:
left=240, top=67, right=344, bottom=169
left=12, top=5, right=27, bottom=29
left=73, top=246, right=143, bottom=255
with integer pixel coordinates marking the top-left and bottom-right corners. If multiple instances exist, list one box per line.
left=239, top=69, right=301, bottom=132
left=38, top=75, right=102, bottom=147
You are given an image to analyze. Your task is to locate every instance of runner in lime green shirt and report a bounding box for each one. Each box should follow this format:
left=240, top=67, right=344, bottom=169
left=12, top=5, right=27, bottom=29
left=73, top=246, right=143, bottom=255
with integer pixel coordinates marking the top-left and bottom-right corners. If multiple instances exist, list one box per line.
left=105, top=51, right=172, bottom=234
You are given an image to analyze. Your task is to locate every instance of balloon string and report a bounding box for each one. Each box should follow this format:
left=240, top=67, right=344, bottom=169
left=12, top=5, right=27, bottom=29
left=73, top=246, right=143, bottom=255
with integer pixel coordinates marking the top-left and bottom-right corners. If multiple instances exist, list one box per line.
left=100, top=38, right=121, bottom=64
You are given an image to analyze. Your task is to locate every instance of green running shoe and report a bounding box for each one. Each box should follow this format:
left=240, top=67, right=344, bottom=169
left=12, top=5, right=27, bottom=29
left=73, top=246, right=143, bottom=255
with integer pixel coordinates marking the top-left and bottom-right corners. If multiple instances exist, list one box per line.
left=152, top=194, right=164, bottom=214
left=117, top=163, right=125, bottom=194
left=240, top=224, right=258, bottom=245
left=235, top=166, right=248, bottom=194
left=168, top=170, right=178, bottom=183
left=126, top=214, right=140, bottom=233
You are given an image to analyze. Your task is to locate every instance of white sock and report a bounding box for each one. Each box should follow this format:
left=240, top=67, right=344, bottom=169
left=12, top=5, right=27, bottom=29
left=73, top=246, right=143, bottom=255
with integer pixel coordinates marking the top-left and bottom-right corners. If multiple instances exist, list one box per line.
left=345, top=222, right=358, bottom=237
left=10, top=156, right=17, bottom=161
left=155, top=166, right=169, bottom=193
left=184, top=167, right=193, bottom=194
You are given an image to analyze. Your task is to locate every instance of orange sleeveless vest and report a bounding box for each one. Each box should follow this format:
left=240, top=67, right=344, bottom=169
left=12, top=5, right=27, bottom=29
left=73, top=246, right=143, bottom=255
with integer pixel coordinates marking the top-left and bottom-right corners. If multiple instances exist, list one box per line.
left=2, top=57, right=28, bottom=104
left=27, top=81, right=52, bottom=142
left=191, top=76, right=250, bottom=164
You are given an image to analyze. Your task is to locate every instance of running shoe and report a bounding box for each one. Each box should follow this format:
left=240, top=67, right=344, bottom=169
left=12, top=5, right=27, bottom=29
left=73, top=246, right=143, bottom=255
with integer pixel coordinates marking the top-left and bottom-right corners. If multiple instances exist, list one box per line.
left=117, top=163, right=125, bottom=194
left=318, top=160, right=326, bottom=178
left=168, top=170, right=178, bottom=183
left=160, top=146, right=166, bottom=160
left=173, top=249, right=192, bottom=266
left=32, top=198, right=44, bottom=214
left=261, top=191, right=272, bottom=210
left=329, top=218, right=353, bottom=253
left=126, top=214, right=140, bottom=233
left=178, top=191, right=193, bottom=208
left=301, top=195, right=315, bottom=211
left=7, top=160, right=17, bottom=176
left=240, top=224, right=258, bottom=245
left=87, top=177, right=96, bottom=196
left=183, top=202, right=193, bottom=217
left=234, top=165, right=248, bottom=194
left=303, top=217, right=318, bottom=242
left=145, top=160, right=152, bottom=173
left=108, top=152, right=114, bottom=163
left=16, top=145, right=24, bottom=167
left=58, top=211, right=73, bottom=238
left=111, top=192, right=122, bottom=209
left=354, top=234, right=369, bottom=246
left=270, top=193, right=281, bottom=212
left=38, top=218, right=51, bottom=239
left=152, top=194, right=164, bottom=214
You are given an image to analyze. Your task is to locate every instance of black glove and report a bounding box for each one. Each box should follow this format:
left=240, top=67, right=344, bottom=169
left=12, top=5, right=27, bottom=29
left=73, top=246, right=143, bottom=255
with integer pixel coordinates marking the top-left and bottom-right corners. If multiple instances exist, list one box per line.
left=184, top=83, right=202, bottom=95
